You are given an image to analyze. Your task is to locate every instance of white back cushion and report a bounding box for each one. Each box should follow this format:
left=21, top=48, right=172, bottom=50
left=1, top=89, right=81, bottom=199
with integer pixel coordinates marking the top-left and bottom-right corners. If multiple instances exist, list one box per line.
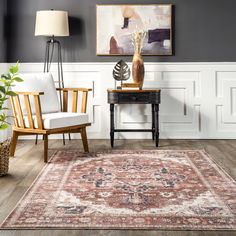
left=14, top=73, right=60, bottom=114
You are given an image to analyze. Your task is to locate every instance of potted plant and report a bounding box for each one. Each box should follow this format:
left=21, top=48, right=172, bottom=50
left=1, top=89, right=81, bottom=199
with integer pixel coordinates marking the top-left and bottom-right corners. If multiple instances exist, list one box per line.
left=0, top=63, right=23, bottom=176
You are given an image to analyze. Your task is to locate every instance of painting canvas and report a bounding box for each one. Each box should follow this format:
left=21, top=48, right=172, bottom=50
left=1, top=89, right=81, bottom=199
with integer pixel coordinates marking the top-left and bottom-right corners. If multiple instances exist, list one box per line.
left=96, top=4, right=172, bottom=55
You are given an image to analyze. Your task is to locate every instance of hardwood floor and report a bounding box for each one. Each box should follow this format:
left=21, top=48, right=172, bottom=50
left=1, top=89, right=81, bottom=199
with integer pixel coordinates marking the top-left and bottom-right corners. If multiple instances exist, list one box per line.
left=0, top=139, right=235, bottom=236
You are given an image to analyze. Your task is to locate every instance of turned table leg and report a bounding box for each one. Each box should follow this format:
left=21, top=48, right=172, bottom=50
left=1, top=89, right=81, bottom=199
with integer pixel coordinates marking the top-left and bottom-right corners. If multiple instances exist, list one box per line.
left=155, top=104, right=159, bottom=147
left=110, top=104, right=115, bottom=147
left=151, top=104, right=155, bottom=141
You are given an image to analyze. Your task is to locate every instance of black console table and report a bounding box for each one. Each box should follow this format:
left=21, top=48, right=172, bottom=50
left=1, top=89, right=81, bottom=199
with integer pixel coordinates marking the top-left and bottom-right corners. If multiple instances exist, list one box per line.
left=107, top=89, right=161, bottom=147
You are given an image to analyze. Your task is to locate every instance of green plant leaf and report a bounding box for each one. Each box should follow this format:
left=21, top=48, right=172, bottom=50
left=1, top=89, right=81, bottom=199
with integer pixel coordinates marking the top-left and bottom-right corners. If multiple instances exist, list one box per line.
left=13, top=77, right=23, bottom=82
left=4, top=81, right=11, bottom=86
left=9, top=63, right=19, bottom=74
left=6, top=91, right=17, bottom=96
left=0, top=123, right=9, bottom=130
left=1, top=74, right=11, bottom=80
left=0, top=112, right=6, bottom=117
left=0, top=86, right=5, bottom=93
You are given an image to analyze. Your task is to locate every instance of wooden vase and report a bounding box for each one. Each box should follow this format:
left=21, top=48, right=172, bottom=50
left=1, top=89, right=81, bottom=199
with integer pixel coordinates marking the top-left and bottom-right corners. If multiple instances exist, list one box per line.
left=132, top=53, right=145, bottom=89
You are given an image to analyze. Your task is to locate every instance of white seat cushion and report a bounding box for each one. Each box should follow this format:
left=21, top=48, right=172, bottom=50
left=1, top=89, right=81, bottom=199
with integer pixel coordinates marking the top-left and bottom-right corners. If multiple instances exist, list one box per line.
left=24, top=112, right=89, bottom=129
left=14, top=73, right=60, bottom=115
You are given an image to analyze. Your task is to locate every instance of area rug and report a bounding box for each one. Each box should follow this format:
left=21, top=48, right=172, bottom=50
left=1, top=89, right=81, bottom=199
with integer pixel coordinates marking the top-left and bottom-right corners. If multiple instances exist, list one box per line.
left=1, top=150, right=236, bottom=230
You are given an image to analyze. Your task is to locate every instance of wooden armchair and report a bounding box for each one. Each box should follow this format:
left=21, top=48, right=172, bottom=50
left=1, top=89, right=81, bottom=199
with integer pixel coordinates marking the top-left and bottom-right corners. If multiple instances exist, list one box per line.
left=9, top=73, right=91, bottom=162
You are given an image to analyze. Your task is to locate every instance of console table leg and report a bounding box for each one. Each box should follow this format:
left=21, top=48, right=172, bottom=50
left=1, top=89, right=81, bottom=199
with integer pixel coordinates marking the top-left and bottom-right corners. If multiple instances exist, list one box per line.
left=155, top=104, right=159, bottom=147
left=110, top=104, right=115, bottom=147
left=151, top=104, right=155, bottom=141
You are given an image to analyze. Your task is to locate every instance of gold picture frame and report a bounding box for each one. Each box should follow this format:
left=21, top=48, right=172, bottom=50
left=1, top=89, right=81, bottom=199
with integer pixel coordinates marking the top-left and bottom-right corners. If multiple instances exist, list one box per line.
left=96, top=4, right=173, bottom=56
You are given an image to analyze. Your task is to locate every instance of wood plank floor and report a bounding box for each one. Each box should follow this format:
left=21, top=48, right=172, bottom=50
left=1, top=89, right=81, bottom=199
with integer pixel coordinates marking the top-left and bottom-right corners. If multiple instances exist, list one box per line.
left=0, top=139, right=235, bottom=236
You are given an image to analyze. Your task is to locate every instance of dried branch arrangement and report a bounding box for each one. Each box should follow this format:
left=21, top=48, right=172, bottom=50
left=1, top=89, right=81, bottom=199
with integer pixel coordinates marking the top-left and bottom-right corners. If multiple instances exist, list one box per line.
left=132, top=30, right=146, bottom=54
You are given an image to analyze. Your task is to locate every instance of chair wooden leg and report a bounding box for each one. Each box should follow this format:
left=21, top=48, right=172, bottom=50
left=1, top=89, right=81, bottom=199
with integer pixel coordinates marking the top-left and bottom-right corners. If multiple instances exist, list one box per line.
left=43, top=134, right=48, bottom=163
left=10, top=131, right=19, bottom=157
left=80, top=127, right=89, bottom=152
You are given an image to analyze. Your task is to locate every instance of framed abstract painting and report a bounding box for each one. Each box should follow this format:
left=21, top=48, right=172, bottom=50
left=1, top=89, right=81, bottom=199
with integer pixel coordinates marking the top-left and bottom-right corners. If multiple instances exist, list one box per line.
left=96, top=4, right=172, bottom=56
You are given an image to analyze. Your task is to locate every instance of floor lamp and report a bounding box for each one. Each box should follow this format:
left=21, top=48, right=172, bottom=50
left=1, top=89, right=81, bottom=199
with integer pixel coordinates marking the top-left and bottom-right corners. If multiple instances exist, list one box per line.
left=35, top=10, right=70, bottom=144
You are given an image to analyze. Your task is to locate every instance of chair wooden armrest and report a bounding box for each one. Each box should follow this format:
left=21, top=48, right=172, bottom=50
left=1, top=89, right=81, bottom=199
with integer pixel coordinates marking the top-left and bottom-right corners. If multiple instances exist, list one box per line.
left=56, top=88, right=91, bottom=113
left=56, top=88, right=92, bottom=92
left=14, top=91, right=44, bottom=96
left=10, top=91, right=44, bottom=130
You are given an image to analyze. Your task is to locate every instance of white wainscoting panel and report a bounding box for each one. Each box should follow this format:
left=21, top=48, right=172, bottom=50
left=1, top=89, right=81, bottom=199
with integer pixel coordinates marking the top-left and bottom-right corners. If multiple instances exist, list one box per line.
left=3, top=62, right=236, bottom=139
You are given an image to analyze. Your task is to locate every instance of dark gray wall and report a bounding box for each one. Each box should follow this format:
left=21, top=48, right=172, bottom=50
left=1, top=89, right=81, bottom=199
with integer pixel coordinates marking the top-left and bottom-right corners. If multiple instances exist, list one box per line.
left=6, top=0, right=236, bottom=62
left=0, top=0, right=7, bottom=62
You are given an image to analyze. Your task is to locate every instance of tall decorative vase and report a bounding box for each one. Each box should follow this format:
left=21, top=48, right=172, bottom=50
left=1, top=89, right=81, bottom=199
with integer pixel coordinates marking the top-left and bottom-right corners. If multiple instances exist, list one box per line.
left=132, top=53, right=145, bottom=89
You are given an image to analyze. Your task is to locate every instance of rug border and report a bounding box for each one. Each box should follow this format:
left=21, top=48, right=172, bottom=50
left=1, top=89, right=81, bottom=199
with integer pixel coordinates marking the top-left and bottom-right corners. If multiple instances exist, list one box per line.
left=1, top=149, right=235, bottom=231
left=200, top=149, right=236, bottom=183
left=0, top=150, right=58, bottom=229
left=1, top=226, right=235, bottom=231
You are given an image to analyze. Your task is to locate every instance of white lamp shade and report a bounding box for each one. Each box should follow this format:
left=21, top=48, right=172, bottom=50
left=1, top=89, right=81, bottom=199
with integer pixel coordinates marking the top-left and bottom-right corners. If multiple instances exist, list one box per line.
left=35, top=10, right=69, bottom=37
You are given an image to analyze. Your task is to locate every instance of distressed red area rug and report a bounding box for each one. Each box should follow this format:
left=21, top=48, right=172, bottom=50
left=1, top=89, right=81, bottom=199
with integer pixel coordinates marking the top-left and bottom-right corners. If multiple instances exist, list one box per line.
left=1, top=150, right=236, bottom=230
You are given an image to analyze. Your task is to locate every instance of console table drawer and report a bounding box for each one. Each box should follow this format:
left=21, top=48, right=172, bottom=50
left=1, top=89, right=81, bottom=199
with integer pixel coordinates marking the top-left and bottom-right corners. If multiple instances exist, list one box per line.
left=118, top=93, right=150, bottom=103
left=107, top=89, right=161, bottom=104
left=108, top=92, right=160, bottom=104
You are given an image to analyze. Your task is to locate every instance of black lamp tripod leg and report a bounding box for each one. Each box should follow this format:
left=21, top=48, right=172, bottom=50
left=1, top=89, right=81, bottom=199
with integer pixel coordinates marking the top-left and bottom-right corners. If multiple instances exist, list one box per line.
left=57, top=42, right=67, bottom=144
left=35, top=135, right=38, bottom=145
left=35, top=41, right=51, bottom=145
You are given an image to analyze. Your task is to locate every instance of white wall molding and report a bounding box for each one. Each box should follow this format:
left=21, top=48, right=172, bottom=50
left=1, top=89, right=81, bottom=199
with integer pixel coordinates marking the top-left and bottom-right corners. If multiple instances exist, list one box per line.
left=2, top=62, right=236, bottom=139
